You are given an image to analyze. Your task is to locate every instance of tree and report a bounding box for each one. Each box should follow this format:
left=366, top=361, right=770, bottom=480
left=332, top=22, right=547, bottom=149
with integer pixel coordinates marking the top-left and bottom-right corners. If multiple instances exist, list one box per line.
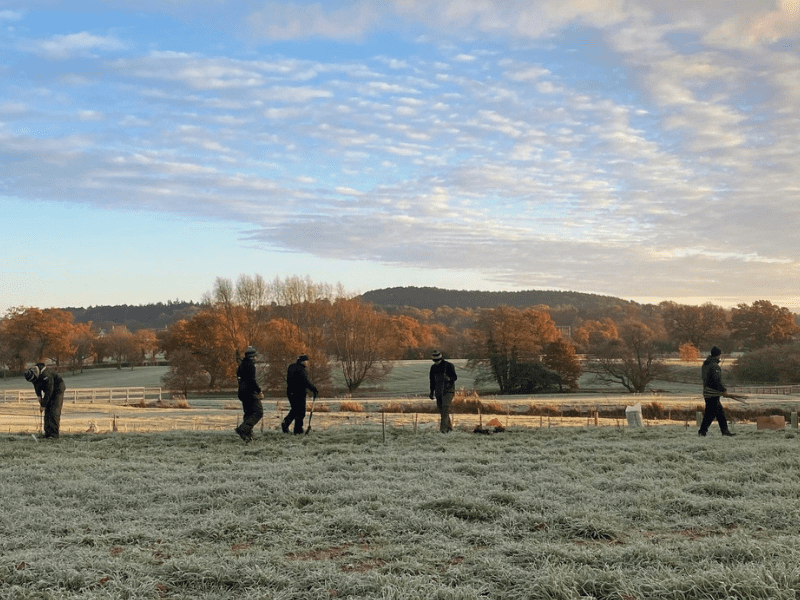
left=208, top=277, right=248, bottom=362
left=99, top=325, right=137, bottom=370
left=588, top=319, right=665, bottom=393
left=70, top=322, right=98, bottom=373
left=661, top=302, right=728, bottom=349
left=132, top=329, right=159, bottom=367
left=161, top=349, right=210, bottom=397
left=542, top=339, right=582, bottom=391
left=729, top=300, right=799, bottom=350
left=572, top=318, right=618, bottom=352
left=467, top=306, right=561, bottom=394
left=161, top=312, right=236, bottom=388
left=328, top=298, right=395, bottom=393
left=0, top=307, right=76, bottom=370
left=259, top=318, right=308, bottom=393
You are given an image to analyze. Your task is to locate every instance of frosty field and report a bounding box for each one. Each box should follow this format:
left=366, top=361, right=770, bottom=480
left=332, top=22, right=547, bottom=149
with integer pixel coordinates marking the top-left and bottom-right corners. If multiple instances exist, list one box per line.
left=2, top=427, right=800, bottom=599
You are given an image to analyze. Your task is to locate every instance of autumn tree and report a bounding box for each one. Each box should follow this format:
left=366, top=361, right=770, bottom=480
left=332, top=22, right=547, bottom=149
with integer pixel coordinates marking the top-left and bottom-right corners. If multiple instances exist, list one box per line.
left=259, top=318, right=309, bottom=393
left=161, top=312, right=236, bottom=388
left=132, top=329, right=159, bottom=367
left=542, top=338, right=582, bottom=391
left=661, top=302, right=727, bottom=349
left=70, top=322, right=98, bottom=373
left=99, top=325, right=138, bottom=370
left=328, top=298, right=396, bottom=393
left=207, top=277, right=248, bottom=362
left=572, top=318, right=619, bottom=352
left=467, top=306, right=561, bottom=394
left=161, top=349, right=210, bottom=397
left=0, top=307, right=76, bottom=370
left=588, top=318, right=665, bottom=393
left=729, top=300, right=799, bottom=350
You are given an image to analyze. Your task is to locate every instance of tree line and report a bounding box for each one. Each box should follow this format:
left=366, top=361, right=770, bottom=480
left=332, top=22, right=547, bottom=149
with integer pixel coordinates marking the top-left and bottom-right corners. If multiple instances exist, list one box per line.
left=2, top=275, right=799, bottom=394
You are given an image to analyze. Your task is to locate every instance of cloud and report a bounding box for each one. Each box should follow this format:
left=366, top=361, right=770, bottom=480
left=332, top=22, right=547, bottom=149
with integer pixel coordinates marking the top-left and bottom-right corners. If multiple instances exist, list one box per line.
left=21, top=31, right=124, bottom=59
left=0, top=10, right=23, bottom=21
left=3, top=0, right=800, bottom=308
left=246, top=1, right=385, bottom=41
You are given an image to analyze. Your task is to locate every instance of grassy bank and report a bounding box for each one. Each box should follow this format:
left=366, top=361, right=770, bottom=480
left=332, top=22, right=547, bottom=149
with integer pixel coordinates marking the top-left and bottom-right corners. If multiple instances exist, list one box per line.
left=2, top=427, right=800, bottom=599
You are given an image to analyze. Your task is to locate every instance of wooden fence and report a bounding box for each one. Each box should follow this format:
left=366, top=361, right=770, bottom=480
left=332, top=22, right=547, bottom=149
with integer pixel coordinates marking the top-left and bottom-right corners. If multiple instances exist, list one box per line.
left=1, top=387, right=163, bottom=405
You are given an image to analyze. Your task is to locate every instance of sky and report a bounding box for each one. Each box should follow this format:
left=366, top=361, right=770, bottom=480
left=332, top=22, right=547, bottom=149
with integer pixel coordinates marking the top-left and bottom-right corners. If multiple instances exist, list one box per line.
left=1, top=0, right=799, bottom=315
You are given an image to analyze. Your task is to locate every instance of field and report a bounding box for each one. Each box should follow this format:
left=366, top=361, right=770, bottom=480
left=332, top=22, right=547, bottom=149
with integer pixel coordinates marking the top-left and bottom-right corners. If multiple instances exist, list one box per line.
left=2, top=361, right=799, bottom=436
left=3, top=426, right=800, bottom=599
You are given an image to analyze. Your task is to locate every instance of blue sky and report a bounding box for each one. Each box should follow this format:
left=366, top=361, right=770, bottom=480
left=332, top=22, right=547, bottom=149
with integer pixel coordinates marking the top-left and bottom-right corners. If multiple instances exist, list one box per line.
left=2, top=0, right=799, bottom=314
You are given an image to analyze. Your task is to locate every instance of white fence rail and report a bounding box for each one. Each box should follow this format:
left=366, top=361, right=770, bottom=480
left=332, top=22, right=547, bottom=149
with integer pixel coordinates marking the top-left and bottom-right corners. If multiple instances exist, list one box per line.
left=1, top=387, right=163, bottom=405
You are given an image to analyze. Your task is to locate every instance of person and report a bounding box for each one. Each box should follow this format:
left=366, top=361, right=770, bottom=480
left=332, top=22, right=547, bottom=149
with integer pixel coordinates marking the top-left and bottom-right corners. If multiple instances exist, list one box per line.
left=429, top=350, right=458, bottom=433
left=282, top=354, right=318, bottom=435
left=699, top=346, right=735, bottom=437
left=24, top=362, right=66, bottom=439
left=235, top=346, right=263, bottom=443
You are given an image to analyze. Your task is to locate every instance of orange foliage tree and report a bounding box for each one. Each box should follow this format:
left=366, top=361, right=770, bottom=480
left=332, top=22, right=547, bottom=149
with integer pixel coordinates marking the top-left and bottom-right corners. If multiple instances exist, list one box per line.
left=0, top=307, right=77, bottom=370
left=467, top=306, right=561, bottom=394
left=328, top=298, right=398, bottom=393
left=729, top=300, right=799, bottom=350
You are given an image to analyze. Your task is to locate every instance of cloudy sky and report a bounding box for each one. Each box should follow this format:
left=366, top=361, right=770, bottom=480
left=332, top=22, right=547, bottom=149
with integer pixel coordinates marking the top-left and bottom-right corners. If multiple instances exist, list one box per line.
left=2, top=0, right=799, bottom=314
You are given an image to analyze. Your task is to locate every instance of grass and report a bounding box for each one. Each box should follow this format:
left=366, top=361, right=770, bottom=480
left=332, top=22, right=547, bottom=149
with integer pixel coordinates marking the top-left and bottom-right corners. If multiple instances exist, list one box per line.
left=2, top=427, right=800, bottom=599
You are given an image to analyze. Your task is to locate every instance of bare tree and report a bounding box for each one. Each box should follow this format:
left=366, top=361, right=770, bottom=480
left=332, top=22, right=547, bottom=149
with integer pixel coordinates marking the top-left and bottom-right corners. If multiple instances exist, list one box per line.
left=589, top=319, right=665, bottom=393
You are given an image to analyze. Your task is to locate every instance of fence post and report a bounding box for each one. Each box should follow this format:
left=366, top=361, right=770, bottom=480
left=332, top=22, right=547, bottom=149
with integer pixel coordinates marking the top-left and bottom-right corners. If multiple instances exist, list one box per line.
left=792, top=412, right=798, bottom=429
left=696, top=411, right=703, bottom=427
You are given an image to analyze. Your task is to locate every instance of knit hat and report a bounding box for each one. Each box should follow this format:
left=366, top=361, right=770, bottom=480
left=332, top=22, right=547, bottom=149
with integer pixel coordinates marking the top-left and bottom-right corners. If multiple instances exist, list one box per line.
left=710, top=346, right=722, bottom=357
left=431, top=350, right=443, bottom=361
left=24, top=366, right=40, bottom=382
left=244, top=346, right=257, bottom=357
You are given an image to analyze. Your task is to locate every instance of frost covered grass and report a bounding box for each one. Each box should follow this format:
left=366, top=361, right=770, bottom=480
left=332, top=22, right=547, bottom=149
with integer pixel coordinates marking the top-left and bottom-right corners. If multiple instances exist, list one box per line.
left=3, top=427, right=800, bottom=599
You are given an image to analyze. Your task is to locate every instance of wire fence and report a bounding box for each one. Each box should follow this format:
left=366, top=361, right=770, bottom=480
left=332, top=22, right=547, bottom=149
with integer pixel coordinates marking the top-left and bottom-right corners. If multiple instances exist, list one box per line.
left=2, top=389, right=800, bottom=435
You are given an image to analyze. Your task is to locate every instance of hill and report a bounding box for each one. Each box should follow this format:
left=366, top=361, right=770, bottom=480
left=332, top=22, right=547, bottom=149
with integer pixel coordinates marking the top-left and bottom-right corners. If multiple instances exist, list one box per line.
left=67, top=301, right=201, bottom=332
left=360, top=286, right=637, bottom=312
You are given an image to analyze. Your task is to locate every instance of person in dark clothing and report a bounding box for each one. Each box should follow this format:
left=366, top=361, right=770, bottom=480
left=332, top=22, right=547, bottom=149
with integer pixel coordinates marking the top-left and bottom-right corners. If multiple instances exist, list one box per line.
left=235, top=346, right=263, bottom=443
left=24, top=363, right=65, bottom=439
left=429, top=350, right=458, bottom=433
left=282, top=354, right=318, bottom=434
left=699, top=346, right=735, bottom=437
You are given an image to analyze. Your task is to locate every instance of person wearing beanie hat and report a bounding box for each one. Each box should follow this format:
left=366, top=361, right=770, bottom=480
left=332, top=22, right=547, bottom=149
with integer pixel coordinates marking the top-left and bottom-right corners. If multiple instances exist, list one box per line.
left=283, top=354, right=318, bottom=434
left=429, top=350, right=458, bottom=433
left=25, top=362, right=66, bottom=439
left=235, top=346, right=263, bottom=443
left=699, top=346, right=735, bottom=437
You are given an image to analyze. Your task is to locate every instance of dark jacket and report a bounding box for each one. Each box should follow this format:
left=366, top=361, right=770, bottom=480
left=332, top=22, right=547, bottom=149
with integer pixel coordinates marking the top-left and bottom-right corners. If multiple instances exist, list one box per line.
left=237, top=356, right=261, bottom=395
left=33, top=367, right=66, bottom=408
left=702, top=356, right=726, bottom=398
left=287, top=361, right=318, bottom=397
left=429, top=360, right=458, bottom=398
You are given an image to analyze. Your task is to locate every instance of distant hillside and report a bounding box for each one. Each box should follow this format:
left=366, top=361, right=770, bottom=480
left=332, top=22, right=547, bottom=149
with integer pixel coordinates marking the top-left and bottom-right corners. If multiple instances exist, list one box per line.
left=360, top=286, right=637, bottom=312
left=67, top=301, right=201, bottom=332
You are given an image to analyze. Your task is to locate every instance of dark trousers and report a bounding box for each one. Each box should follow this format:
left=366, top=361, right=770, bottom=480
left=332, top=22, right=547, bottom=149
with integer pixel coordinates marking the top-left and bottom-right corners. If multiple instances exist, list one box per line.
left=43, top=391, right=64, bottom=438
left=436, top=391, right=454, bottom=433
left=700, top=396, right=729, bottom=434
left=283, top=393, right=306, bottom=433
left=238, top=391, right=263, bottom=434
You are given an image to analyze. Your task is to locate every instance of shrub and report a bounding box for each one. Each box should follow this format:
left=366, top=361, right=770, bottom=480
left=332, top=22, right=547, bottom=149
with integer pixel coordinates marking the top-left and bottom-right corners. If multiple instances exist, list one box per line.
left=731, top=343, right=800, bottom=384
left=338, top=401, right=364, bottom=412
left=679, top=343, right=700, bottom=362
